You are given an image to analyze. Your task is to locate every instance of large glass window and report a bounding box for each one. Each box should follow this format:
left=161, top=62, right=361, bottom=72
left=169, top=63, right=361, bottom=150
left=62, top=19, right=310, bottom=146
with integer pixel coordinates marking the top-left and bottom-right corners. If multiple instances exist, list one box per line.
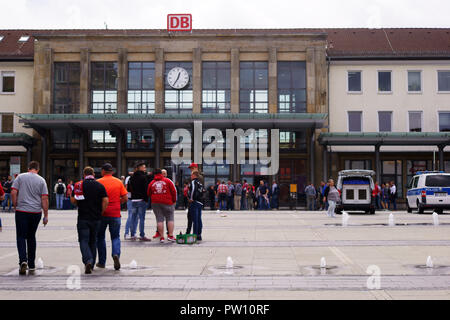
left=240, top=62, right=268, bottom=113
left=378, top=111, right=392, bottom=132
left=409, top=111, right=422, bottom=132
left=438, top=71, right=450, bottom=92
left=278, top=62, right=306, bottom=113
left=51, top=130, right=80, bottom=150
left=348, top=111, right=362, bottom=132
left=202, top=62, right=231, bottom=113
left=89, top=130, right=116, bottom=149
left=408, top=71, right=421, bottom=92
left=279, top=131, right=307, bottom=152
left=348, top=71, right=362, bottom=92
left=378, top=71, right=392, bottom=92
left=126, top=129, right=154, bottom=150
left=91, top=62, right=118, bottom=113
left=53, top=63, right=80, bottom=113
left=128, top=62, right=155, bottom=113
left=165, top=62, right=193, bottom=114
left=381, top=160, right=403, bottom=198
left=439, top=112, right=450, bottom=132
left=164, top=128, right=192, bottom=150
left=203, top=164, right=230, bottom=189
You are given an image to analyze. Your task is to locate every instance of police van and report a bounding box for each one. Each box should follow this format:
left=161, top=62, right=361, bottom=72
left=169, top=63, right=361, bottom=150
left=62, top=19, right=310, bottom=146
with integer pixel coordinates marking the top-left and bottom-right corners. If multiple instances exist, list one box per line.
left=336, top=170, right=376, bottom=214
left=406, top=171, right=450, bottom=214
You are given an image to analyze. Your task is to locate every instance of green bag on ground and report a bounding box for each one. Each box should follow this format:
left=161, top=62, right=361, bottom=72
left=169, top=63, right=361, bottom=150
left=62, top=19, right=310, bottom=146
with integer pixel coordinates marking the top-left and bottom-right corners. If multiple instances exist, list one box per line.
left=176, top=233, right=197, bottom=244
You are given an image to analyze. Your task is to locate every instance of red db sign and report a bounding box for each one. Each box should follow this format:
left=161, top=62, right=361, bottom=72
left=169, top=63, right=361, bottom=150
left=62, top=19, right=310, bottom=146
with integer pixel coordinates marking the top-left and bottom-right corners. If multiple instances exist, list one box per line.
left=167, top=14, right=192, bottom=32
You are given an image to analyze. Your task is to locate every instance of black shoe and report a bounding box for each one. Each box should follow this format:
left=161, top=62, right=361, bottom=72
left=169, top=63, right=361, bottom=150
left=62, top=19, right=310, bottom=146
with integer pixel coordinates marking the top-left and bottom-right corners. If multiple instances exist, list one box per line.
left=19, top=262, right=27, bottom=275
left=85, top=263, right=93, bottom=274
left=113, top=255, right=121, bottom=271
left=96, top=263, right=105, bottom=269
left=197, top=235, right=202, bottom=241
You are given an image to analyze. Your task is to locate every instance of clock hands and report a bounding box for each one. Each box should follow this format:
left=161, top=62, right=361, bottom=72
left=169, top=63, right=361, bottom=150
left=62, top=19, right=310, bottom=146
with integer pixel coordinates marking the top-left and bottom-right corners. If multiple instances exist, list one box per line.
left=173, top=71, right=181, bottom=86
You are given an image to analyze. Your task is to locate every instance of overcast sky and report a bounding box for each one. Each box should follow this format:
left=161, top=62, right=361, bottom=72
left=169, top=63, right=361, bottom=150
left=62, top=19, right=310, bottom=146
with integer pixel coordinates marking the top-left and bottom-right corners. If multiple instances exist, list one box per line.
left=1, top=0, right=448, bottom=29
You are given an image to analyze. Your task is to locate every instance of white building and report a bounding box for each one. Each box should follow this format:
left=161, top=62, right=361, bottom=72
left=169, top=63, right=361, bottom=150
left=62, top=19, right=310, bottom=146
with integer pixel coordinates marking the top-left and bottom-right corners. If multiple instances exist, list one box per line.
left=322, top=28, right=450, bottom=199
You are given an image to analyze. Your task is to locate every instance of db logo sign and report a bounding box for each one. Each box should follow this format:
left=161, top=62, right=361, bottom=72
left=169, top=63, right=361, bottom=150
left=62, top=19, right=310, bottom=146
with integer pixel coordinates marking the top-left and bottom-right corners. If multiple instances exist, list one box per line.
left=167, top=14, right=192, bottom=32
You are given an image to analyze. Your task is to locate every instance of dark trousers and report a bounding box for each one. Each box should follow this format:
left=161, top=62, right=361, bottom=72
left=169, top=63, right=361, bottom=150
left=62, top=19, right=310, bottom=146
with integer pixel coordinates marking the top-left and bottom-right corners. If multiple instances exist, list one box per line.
left=191, top=202, right=203, bottom=236
left=97, top=217, right=121, bottom=265
left=227, top=196, right=234, bottom=210
left=186, top=205, right=194, bottom=234
left=15, top=212, right=42, bottom=268
left=77, top=219, right=101, bottom=266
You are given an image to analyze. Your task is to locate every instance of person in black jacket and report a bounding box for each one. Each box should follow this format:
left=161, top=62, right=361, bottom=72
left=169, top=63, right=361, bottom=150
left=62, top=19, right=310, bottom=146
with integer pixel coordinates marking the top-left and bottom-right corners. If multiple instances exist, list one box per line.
left=127, top=163, right=151, bottom=241
left=188, top=171, right=204, bottom=241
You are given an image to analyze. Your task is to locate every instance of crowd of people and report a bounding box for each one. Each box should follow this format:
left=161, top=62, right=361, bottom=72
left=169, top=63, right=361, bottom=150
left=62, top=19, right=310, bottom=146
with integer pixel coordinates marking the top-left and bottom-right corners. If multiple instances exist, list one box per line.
left=5, top=161, right=205, bottom=276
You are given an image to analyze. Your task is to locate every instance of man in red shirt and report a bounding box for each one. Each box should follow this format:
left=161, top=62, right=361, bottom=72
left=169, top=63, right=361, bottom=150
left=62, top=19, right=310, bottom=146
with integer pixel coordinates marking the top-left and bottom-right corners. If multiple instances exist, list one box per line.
left=147, top=169, right=177, bottom=243
left=97, top=163, right=128, bottom=270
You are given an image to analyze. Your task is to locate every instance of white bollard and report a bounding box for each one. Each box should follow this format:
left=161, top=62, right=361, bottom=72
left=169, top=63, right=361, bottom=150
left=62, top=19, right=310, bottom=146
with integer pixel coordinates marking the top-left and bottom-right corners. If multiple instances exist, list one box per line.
left=432, top=212, right=439, bottom=226
left=388, top=213, right=395, bottom=227
left=426, top=256, right=434, bottom=268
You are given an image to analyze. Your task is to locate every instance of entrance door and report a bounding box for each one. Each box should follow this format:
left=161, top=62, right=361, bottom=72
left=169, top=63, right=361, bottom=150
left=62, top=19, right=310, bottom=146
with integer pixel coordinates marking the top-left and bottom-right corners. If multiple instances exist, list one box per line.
left=277, top=159, right=307, bottom=207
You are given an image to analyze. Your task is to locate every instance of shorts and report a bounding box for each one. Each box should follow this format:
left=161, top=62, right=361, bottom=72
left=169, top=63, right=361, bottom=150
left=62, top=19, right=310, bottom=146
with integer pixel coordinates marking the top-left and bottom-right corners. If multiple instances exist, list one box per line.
left=152, top=203, right=175, bottom=223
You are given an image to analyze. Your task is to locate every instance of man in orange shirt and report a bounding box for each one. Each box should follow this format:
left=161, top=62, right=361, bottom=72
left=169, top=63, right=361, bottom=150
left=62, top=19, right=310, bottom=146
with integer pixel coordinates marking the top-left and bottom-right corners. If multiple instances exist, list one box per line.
left=96, top=163, right=128, bottom=270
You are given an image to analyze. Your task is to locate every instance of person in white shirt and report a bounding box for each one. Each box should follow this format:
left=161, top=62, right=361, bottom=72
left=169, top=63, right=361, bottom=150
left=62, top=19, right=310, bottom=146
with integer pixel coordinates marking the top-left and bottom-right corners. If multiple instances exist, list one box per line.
left=389, top=181, right=397, bottom=211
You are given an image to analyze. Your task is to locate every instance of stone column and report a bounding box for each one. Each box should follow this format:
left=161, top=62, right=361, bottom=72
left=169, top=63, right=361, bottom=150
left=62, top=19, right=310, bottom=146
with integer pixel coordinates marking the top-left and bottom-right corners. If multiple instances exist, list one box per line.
left=117, top=48, right=128, bottom=114
left=375, top=144, right=381, bottom=183
left=193, top=48, right=202, bottom=114
left=80, top=48, right=90, bottom=114
left=155, top=48, right=165, bottom=114
left=79, top=131, right=85, bottom=180
left=310, top=129, right=315, bottom=186
left=41, top=48, right=53, bottom=114
left=268, top=48, right=278, bottom=114
left=155, top=128, right=161, bottom=169
left=306, top=47, right=316, bottom=114
left=323, top=145, right=328, bottom=182
left=230, top=48, right=240, bottom=113
left=40, top=131, right=47, bottom=180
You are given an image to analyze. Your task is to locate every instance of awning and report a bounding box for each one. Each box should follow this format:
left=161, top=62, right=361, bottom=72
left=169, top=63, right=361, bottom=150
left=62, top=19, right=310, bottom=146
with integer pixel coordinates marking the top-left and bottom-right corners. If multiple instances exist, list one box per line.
left=19, top=113, right=328, bottom=131
left=318, top=132, right=450, bottom=146
left=0, top=133, right=34, bottom=147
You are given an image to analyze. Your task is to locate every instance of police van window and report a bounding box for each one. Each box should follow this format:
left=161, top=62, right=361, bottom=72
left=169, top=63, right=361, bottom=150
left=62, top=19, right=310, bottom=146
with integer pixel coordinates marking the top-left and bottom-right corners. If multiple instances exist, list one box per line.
left=412, top=176, right=419, bottom=189
left=425, top=175, right=450, bottom=187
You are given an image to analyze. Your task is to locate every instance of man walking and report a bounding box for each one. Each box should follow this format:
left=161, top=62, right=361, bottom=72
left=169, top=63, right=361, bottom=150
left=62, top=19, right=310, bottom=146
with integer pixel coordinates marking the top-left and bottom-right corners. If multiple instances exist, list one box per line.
left=188, top=171, right=204, bottom=241
left=97, top=163, right=128, bottom=270
left=11, top=161, right=49, bottom=275
left=305, top=182, right=317, bottom=211
left=2, top=176, right=13, bottom=212
left=54, top=179, right=66, bottom=210
left=257, top=180, right=269, bottom=210
left=71, top=167, right=108, bottom=274
left=128, top=163, right=151, bottom=241
left=270, top=181, right=280, bottom=210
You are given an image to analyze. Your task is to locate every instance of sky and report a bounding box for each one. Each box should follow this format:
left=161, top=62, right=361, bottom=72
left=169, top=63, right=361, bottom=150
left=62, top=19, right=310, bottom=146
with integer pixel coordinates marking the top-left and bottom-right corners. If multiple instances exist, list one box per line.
left=0, top=0, right=448, bottom=30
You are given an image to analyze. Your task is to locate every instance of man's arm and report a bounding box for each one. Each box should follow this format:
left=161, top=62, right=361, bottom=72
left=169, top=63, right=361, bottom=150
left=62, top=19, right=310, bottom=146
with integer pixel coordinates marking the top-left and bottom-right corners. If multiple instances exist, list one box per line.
left=101, top=197, right=109, bottom=215
left=42, top=195, right=49, bottom=225
left=11, top=188, right=18, bottom=209
left=120, top=194, right=128, bottom=204
left=70, top=196, right=77, bottom=205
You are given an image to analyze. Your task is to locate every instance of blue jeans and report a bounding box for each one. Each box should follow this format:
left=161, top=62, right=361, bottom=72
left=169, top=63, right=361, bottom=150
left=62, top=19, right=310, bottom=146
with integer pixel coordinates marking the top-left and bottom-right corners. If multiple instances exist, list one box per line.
left=258, top=196, right=269, bottom=210
left=15, top=212, right=42, bottom=268
left=131, top=201, right=147, bottom=237
left=271, top=195, right=279, bottom=209
left=2, top=193, right=12, bottom=211
left=97, top=216, right=121, bottom=265
left=191, top=202, right=203, bottom=237
left=55, top=194, right=64, bottom=210
left=124, top=199, right=133, bottom=236
left=219, top=194, right=227, bottom=210
left=77, top=219, right=100, bottom=265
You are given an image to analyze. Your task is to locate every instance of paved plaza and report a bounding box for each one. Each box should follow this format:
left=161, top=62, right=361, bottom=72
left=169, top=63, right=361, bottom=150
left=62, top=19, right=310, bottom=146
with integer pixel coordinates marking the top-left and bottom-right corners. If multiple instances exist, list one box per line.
left=0, top=209, right=449, bottom=300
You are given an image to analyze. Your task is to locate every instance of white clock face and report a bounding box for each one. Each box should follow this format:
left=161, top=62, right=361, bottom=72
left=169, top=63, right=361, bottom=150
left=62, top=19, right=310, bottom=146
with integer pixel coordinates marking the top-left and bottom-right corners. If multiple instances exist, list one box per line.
left=167, top=67, right=190, bottom=89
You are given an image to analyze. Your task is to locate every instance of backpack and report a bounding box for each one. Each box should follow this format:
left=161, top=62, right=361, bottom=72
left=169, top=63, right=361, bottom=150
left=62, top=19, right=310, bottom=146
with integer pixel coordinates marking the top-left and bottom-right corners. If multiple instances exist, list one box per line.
left=192, top=179, right=206, bottom=203
left=56, top=183, right=65, bottom=195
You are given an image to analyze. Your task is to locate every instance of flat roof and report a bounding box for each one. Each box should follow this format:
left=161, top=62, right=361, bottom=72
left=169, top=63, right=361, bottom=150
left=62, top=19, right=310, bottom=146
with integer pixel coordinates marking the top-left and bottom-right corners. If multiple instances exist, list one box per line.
left=0, top=133, right=34, bottom=147
left=318, top=132, right=450, bottom=146
left=19, top=113, right=328, bottom=131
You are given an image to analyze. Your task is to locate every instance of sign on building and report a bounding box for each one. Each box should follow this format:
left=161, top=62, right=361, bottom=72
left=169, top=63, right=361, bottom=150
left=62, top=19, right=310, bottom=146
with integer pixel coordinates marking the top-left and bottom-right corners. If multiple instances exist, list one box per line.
left=167, top=14, right=192, bottom=32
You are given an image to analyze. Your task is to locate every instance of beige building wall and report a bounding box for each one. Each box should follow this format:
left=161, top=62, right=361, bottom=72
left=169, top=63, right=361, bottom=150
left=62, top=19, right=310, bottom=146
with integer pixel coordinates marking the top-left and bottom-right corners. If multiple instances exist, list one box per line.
left=329, top=60, right=450, bottom=153
left=0, top=61, right=34, bottom=152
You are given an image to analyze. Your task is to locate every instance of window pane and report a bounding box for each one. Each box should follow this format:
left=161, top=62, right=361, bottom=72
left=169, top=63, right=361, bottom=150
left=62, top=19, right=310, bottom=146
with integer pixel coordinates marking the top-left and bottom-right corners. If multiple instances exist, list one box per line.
left=128, top=69, right=141, bottom=89
left=348, top=111, right=362, bottom=132
left=348, top=71, right=361, bottom=92
left=142, top=69, right=154, bottom=89
left=409, top=112, right=422, bottom=132
left=379, top=112, right=392, bottom=132
left=240, top=69, right=253, bottom=88
left=408, top=71, right=421, bottom=91
left=378, top=72, right=391, bottom=92
left=439, top=112, right=450, bottom=132
left=438, top=71, right=450, bottom=91
left=2, top=76, right=14, bottom=92
left=254, top=68, right=268, bottom=89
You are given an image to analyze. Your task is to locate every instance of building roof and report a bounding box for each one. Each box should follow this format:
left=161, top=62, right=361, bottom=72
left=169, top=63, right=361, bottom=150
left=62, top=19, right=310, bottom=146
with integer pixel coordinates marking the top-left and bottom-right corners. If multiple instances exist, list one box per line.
left=1, top=28, right=449, bottom=60
left=18, top=113, right=328, bottom=131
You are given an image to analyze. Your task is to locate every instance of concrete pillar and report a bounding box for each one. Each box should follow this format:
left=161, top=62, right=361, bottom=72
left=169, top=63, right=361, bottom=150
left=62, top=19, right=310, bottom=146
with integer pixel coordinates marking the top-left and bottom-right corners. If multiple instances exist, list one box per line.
left=306, top=47, right=316, bottom=114
left=79, top=131, right=85, bottom=179
left=310, top=129, right=315, bottom=185
left=375, top=144, right=381, bottom=183
left=439, top=145, right=445, bottom=171
left=155, top=48, right=164, bottom=114
left=268, top=47, right=278, bottom=114
left=323, top=145, right=328, bottom=182
left=116, top=130, right=123, bottom=177
left=230, top=48, right=240, bottom=113
left=80, top=48, right=90, bottom=114
left=117, top=48, right=128, bottom=113
left=193, top=48, right=202, bottom=114
left=155, top=129, right=161, bottom=169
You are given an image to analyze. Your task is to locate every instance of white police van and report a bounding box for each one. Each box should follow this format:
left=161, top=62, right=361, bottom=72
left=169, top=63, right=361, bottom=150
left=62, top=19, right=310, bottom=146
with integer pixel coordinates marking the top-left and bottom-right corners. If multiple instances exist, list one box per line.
left=336, top=170, right=376, bottom=214
left=406, top=171, right=450, bottom=214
